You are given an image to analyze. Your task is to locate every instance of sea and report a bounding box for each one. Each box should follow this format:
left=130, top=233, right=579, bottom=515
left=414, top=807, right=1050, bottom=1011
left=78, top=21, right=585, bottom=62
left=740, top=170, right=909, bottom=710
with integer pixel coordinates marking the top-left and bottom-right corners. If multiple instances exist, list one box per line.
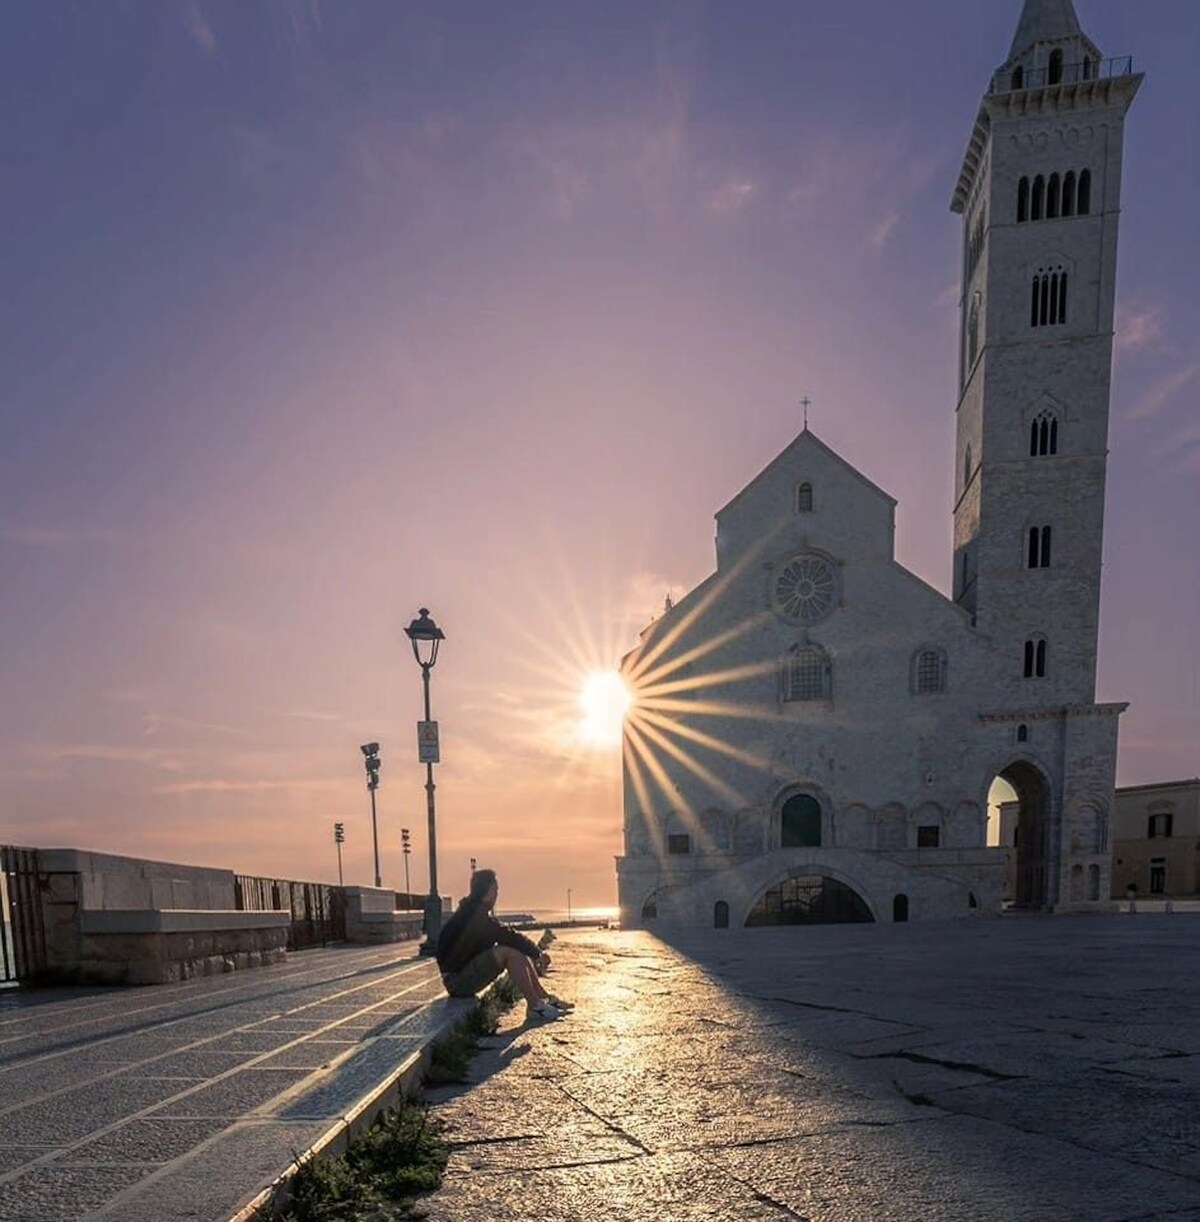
left=501, top=906, right=619, bottom=928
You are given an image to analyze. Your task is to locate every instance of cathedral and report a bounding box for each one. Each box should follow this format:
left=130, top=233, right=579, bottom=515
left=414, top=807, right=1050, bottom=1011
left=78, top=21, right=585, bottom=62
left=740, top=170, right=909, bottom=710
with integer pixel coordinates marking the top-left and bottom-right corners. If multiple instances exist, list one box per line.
left=617, top=0, right=1143, bottom=928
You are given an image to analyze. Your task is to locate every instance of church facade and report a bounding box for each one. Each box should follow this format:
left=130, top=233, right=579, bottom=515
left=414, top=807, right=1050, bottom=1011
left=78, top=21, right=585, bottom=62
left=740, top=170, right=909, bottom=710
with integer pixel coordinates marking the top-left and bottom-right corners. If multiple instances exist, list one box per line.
left=617, top=0, right=1143, bottom=928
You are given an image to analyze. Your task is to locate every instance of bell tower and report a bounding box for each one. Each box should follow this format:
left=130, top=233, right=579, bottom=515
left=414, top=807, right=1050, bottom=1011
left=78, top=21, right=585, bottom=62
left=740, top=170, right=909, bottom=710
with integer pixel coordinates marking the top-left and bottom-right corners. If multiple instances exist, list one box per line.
left=950, top=0, right=1141, bottom=709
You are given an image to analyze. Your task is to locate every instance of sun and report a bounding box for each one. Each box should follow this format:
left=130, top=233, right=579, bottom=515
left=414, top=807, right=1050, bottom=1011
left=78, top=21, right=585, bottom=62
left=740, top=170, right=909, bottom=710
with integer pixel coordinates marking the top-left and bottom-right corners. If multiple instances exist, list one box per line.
left=578, top=670, right=633, bottom=749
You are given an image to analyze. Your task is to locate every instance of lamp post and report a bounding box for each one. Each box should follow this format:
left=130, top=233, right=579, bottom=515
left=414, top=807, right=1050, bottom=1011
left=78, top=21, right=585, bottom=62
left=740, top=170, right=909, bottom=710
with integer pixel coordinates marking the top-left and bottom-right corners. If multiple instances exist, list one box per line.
left=567, top=887, right=572, bottom=925
left=333, top=822, right=345, bottom=887
left=361, top=742, right=382, bottom=888
left=404, top=608, right=445, bottom=955
left=401, top=827, right=412, bottom=904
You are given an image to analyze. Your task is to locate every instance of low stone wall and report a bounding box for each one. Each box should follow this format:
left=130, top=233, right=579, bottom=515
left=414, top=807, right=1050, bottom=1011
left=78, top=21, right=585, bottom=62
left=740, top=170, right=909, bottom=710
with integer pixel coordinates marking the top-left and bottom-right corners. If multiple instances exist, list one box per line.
left=344, top=886, right=425, bottom=944
left=75, top=911, right=291, bottom=985
left=35, top=848, right=293, bottom=986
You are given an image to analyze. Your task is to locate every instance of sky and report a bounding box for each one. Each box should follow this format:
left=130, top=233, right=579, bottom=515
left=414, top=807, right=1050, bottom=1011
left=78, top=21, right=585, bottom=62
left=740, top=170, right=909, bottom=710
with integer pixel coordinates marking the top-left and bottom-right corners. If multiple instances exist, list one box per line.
left=1, top=1, right=1197, bottom=910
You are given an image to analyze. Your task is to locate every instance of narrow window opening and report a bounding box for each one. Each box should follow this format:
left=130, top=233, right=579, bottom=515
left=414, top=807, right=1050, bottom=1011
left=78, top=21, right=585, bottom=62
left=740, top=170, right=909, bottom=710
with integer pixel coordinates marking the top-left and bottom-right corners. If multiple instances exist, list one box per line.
left=1011, top=65, right=1024, bottom=91
left=1028, top=526, right=1040, bottom=569
left=797, top=482, right=813, bottom=513
left=1031, top=176, right=1045, bottom=221
left=893, top=894, right=909, bottom=922
left=1030, top=277, right=1040, bottom=327
left=1049, top=273, right=1059, bottom=324
left=1017, top=723, right=1028, bottom=743
left=1048, top=49, right=1063, bottom=85
left=1049, top=417, right=1059, bottom=454
left=1059, top=271, right=1068, bottom=324
left=1024, top=639, right=1035, bottom=678
left=1047, top=173, right=1060, bottom=219
left=917, top=825, right=941, bottom=849
left=1017, top=176, right=1029, bottom=222
left=1039, top=273, right=1049, bottom=326
left=1030, top=419, right=1039, bottom=457
left=1078, top=168, right=1091, bottom=214
left=713, top=900, right=730, bottom=929
left=1062, top=171, right=1076, bottom=216
left=1039, top=417, right=1050, bottom=454
left=1035, top=639, right=1047, bottom=677
left=1040, top=524, right=1052, bottom=567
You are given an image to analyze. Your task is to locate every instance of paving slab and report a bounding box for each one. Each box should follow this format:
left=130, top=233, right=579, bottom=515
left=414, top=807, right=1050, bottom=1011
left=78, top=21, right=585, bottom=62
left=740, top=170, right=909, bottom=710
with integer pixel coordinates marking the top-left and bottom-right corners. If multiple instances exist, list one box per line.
left=421, top=918, right=1200, bottom=1222
left=0, top=942, right=465, bottom=1220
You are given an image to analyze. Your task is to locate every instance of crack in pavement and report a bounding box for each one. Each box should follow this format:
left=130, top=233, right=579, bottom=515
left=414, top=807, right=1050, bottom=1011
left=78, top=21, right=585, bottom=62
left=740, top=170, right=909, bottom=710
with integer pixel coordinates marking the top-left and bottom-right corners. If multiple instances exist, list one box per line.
left=864, top=1049, right=1024, bottom=1081
left=550, top=1080, right=654, bottom=1156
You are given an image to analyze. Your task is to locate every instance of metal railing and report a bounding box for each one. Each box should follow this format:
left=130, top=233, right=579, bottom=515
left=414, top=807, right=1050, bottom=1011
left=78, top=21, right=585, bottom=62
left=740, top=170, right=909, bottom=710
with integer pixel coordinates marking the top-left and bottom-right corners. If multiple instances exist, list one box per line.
left=1, top=846, right=48, bottom=984
left=234, top=875, right=346, bottom=951
left=992, top=55, right=1133, bottom=95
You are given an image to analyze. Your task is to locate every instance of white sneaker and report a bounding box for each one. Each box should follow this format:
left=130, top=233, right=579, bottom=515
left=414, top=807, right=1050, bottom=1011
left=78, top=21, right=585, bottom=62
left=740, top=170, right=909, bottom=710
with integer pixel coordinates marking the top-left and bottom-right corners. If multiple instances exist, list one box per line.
left=546, top=994, right=574, bottom=1012
left=527, top=1000, right=563, bottom=1022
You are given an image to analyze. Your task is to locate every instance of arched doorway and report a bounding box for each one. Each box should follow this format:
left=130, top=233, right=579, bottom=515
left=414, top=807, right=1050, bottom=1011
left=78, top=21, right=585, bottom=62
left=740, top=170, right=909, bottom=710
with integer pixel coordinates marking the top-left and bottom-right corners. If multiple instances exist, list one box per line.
left=781, top=794, right=822, bottom=847
left=745, top=874, right=874, bottom=926
left=990, top=760, right=1052, bottom=909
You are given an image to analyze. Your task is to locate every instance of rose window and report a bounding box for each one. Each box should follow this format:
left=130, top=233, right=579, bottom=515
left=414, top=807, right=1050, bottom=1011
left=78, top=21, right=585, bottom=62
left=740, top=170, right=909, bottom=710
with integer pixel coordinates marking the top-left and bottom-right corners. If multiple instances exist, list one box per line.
left=773, top=554, right=837, bottom=624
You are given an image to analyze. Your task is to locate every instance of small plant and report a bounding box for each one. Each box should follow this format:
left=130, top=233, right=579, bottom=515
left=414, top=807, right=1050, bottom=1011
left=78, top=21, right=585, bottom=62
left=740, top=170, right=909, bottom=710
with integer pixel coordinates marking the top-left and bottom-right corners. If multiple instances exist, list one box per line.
left=282, top=1099, right=448, bottom=1221
left=277, top=982, right=519, bottom=1219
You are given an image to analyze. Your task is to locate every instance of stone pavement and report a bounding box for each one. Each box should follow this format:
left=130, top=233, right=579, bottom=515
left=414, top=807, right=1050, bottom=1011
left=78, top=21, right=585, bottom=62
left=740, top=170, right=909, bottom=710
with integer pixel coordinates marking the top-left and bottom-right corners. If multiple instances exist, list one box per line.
left=0, top=942, right=456, bottom=1221
left=424, top=918, right=1200, bottom=1222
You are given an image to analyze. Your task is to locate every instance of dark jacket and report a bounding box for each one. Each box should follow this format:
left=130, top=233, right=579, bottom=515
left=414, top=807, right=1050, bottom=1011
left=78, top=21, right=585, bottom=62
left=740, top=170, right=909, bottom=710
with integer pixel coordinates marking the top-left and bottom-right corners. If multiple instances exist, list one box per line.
left=436, top=897, right=540, bottom=975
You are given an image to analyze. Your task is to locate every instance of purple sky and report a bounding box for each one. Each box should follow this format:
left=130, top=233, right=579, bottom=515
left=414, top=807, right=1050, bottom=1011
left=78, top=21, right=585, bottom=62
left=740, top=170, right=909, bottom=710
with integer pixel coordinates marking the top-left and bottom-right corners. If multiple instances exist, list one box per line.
left=2, top=1, right=1197, bottom=908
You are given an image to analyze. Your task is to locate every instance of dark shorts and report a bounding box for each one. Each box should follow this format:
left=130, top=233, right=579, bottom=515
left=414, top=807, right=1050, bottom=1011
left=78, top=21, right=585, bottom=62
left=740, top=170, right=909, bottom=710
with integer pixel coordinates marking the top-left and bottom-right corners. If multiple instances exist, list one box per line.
left=442, top=947, right=503, bottom=997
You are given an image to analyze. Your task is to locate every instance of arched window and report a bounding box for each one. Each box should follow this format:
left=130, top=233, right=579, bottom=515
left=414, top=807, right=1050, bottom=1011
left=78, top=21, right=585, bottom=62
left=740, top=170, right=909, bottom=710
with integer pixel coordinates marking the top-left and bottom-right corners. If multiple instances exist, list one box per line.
left=1017, top=723, right=1029, bottom=743
left=893, top=894, right=909, bottom=922
left=1030, top=413, right=1059, bottom=456
left=1062, top=171, right=1076, bottom=216
left=912, top=648, right=947, bottom=694
left=967, top=294, right=980, bottom=368
left=1078, top=168, right=1091, bottom=214
left=781, top=794, right=822, bottom=848
left=713, top=900, right=730, bottom=929
left=1017, top=176, right=1030, bottom=222
left=796, top=482, right=813, bottom=513
left=1011, top=65, right=1024, bottom=91
left=1048, top=49, right=1063, bottom=85
left=1023, top=637, right=1048, bottom=678
left=783, top=644, right=831, bottom=702
left=641, top=898, right=658, bottom=920
left=1047, top=173, right=1060, bottom=219
left=1031, top=175, right=1045, bottom=221
left=1027, top=524, right=1052, bottom=568
left=1031, top=268, right=1067, bottom=327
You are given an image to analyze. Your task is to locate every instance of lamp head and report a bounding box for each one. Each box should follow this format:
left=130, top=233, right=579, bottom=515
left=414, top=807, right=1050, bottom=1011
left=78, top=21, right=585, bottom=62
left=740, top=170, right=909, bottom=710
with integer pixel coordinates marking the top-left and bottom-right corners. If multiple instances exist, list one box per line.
left=360, top=742, right=380, bottom=757
left=404, top=608, right=445, bottom=668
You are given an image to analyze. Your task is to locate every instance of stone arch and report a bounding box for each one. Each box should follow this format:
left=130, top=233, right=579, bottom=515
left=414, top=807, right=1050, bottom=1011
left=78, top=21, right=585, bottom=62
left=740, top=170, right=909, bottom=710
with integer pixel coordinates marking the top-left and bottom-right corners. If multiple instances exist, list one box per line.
left=948, top=801, right=984, bottom=848
left=836, top=803, right=872, bottom=850
left=991, top=757, right=1055, bottom=909
left=698, top=809, right=732, bottom=853
left=912, top=802, right=946, bottom=849
left=745, top=871, right=875, bottom=926
left=771, top=782, right=832, bottom=850
left=875, top=803, right=907, bottom=851
left=1070, top=803, right=1107, bottom=854
left=1069, top=864, right=1084, bottom=901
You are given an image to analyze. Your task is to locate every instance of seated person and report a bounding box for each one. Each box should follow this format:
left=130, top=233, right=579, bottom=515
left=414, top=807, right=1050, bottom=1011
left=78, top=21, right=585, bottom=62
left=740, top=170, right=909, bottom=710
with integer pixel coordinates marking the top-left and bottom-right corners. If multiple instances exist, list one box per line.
left=436, top=868, right=571, bottom=1022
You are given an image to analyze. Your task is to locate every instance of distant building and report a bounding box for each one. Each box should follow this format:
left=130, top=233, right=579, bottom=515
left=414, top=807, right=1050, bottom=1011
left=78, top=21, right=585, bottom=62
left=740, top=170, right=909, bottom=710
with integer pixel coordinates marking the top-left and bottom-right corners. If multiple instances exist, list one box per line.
left=617, top=0, right=1148, bottom=928
left=1111, top=781, right=1200, bottom=899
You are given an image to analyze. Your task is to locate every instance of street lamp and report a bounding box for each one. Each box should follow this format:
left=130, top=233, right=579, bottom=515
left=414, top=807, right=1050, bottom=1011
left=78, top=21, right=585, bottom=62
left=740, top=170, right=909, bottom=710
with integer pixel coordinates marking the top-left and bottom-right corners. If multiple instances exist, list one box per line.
left=405, top=607, right=445, bottom=954
left=333, top=822, right=345, bottom=887
left=401, top=827, right=412, bottom=902
left=361, top=742, right=382, bottom=888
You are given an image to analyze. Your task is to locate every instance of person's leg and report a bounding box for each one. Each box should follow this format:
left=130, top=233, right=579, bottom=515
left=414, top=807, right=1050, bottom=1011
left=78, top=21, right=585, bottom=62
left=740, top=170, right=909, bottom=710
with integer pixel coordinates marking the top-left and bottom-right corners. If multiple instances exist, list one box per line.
left=494, top=945, right=550, bottom=1006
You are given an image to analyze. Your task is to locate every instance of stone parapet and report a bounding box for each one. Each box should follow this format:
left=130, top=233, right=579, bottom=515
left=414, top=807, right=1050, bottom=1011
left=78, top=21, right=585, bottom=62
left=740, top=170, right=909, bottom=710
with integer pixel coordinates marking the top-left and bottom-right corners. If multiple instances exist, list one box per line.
left=343, top=887, right=425, bottom=944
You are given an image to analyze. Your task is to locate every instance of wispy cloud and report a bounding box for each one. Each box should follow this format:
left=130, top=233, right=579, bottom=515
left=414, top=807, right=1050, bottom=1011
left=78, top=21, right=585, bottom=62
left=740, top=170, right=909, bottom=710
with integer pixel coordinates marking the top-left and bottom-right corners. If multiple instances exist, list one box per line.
left=708, top=177, right=757, bottom=217
left=1117, top=301, right=1165, bottom=353
left=142, top=713, right=244, bottom=739
left=153, top=776, right=342, bottom=795
left=178, top=0, right=218, bottom=56
left=867, top=209, right=901, bottom=252
left=1129, top=362, right=1200, bottom=420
